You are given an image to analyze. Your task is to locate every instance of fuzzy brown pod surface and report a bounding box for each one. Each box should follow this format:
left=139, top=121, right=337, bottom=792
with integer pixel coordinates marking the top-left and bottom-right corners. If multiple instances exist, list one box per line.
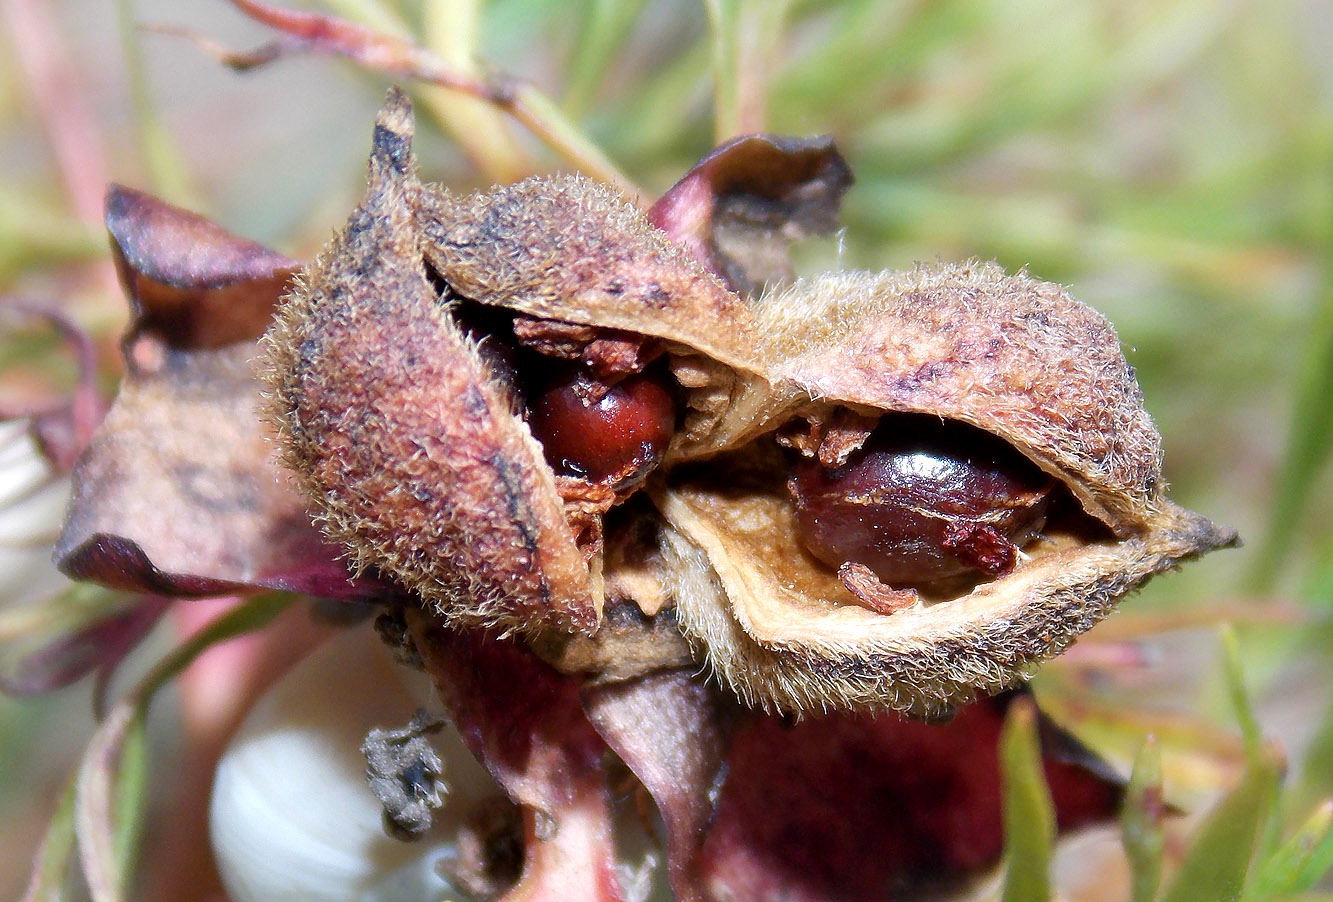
left=266, top=90, right=1236, bottom=716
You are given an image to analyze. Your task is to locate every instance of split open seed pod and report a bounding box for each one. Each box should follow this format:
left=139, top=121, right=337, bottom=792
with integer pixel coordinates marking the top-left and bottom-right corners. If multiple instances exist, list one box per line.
left=265, top=90, right=763, bottom=635
left=267, top=90, right=1233, bottom=716
left=653, top=265, right=1237, bottom=715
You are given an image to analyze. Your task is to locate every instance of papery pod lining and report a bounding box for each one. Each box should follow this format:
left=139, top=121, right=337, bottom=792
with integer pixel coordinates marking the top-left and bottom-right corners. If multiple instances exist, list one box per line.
left=658, top=485, right=1235, bottom=715
left=264, top=90, right=596, bottom=633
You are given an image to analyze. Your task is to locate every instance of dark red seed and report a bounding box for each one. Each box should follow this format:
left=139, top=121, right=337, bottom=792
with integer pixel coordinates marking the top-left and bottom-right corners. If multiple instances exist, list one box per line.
left=788, top=417, right=1054, bottom=587
left=528, top=368, right=676, bottom=489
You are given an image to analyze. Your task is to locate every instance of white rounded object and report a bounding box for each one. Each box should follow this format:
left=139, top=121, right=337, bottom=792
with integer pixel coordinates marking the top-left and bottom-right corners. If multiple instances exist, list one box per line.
left=210, top=623, right=499, bottom=902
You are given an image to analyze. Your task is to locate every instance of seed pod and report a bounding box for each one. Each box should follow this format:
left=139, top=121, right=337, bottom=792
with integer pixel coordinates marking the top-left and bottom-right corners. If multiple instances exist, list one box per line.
left=264, top=90, right=762, bottom=636
left=416, top=167, right=766, bottom=464
left=267, top=91, right=1234, bottom=714
left=653, top=265, right=1236, bottom=715
left=265, top=90, right=597, bottom=633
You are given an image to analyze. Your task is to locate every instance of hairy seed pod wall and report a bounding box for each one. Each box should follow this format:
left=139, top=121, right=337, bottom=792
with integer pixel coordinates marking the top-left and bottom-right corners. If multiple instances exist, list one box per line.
left=265, top=90, right=1235, bottom=717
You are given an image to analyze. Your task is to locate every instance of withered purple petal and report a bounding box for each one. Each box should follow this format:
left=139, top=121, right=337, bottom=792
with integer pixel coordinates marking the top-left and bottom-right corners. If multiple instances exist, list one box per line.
left=648, top=133, right=852, bottom=296
left=0, top=596, right=168, bottom=696
left=105, top=184, right=299, bottom=352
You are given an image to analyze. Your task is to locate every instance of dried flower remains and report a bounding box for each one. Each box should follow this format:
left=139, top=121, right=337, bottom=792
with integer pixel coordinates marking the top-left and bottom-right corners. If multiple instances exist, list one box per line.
left=263, top=89, right=1236, bottom=718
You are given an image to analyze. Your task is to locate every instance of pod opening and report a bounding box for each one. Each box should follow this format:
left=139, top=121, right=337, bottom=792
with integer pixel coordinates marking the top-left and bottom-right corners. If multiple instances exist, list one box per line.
left=669, top=411, right=1116, bottom=613
left=421, top=260, right=690, bottom=569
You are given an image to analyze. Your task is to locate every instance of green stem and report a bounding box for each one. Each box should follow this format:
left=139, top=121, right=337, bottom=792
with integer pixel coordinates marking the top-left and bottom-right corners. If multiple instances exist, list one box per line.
left=114, top=0, right=194, bottom=204
left=1248, top=160, right=1333, bottom=590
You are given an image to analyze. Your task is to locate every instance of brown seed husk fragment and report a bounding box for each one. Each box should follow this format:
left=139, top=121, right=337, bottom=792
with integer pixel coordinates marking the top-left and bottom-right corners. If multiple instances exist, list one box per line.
left=265, top=89, right=595, bottom=633
left=258, top=91, right=1236, bottom=718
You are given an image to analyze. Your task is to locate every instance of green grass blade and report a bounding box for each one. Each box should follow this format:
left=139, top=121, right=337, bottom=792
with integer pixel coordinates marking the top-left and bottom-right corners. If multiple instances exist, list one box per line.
left=1160, top=745, right=1283, bottom=902
left=1000, top=696, right=1055, bottom=902
left=1122, top=736, right=1166, bottom=902
left=703, top=0, right=738, bottom=141
left=1248, top=801, right=1333, bottom=899
left=20, top=770, right=78, bottom=902
left=111, top=716, right=148, bottom=891
left=564, top=0, right=651, bottom=117
left=1222, top=625, right=1263, bottom=763
left=1248, top=165, right=1333, bottom=590
left=113, top=0, right=195, bottom=206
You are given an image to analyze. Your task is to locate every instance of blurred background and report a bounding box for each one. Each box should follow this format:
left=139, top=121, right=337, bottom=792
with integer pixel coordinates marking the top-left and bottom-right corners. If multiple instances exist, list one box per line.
left=1, top=0, right=1331, bottom=898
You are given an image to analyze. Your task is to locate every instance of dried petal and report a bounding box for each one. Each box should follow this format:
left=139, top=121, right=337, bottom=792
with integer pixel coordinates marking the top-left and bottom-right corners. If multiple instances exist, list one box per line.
left=265, top=90, right=596, bottom=632
left=56, top=342, right=377, bottom=599
left=583, top=671, right=731, bottom=902
left=647, top=134, right=853, bottom=296
left=585, top=676, right=1119, bottom=901
left=106, top=184, right=298, bottom=350
left=0, top=595, right=167, bottom=696
left=696, top=692, right=1121, bottom=901
left=56, top=189, right=376, bottom=601
left=406, top=610, right=627, bottom=901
